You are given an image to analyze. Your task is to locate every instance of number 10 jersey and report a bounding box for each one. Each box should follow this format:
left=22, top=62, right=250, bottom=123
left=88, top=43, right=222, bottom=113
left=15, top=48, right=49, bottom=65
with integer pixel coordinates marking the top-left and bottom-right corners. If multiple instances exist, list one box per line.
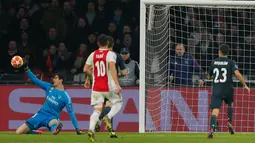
left=86, top=49, right=117, bottom=92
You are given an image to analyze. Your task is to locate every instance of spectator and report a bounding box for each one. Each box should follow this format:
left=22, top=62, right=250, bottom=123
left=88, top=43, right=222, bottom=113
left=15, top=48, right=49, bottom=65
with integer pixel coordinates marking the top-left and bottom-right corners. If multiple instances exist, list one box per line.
left=107, top=21, right=120, bottom=44
left=123, top=24, right=132, bottom=34
left=85, top=1, right=97, bottom=32
left=195, top=29, right=215, bottom=72
left=62, top=1, right=76, bottom=38
left=10, top=17, right=31, bottom=40
left=56, top=42, right=72, bottom=73
left=118, top=47, right=139, bottom=87
left=71, top=43, right=89, bottom=83
left=187, top=37, right=196, bottom=56
left=169, top=43, right=204, bottom=86
left=214, top=33, right=225, bottom=47
left=71, top=17, right=89, bottom=51
left=87, top=32, right=98, bottom=53
left=112, top=7, right=125, bottom=34
left=16, top=6, right=27, bottom=20
left=17, top=32, right=36, bottom=68
left=96, top=0, right=109, bottom=32
left=44, top=28, right=60, bottom=49
left=45, top=44, right=58, bottom=75
left=40, top=0, right=67, bottom=40
left=3, top=40, right=21, bottom=73
left=118, top=32, right=138, bottom=61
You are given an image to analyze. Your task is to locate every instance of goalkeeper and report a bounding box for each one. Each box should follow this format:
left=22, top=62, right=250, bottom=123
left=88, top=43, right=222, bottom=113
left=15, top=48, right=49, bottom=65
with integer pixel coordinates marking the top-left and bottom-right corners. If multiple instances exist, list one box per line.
left=15, top=64, right=83, bottom=135
left=84, top=36, right=127, bottom=132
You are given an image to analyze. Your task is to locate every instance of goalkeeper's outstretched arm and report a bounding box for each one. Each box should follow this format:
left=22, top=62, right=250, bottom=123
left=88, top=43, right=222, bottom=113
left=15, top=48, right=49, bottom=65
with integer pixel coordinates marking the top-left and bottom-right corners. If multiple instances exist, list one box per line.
left=24, top=64, right=52, bottom=91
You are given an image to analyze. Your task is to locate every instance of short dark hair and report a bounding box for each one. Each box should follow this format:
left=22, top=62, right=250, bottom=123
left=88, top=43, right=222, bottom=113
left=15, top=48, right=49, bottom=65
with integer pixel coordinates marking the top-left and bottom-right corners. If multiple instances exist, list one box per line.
left=219, top=44, right=230, bottom=56
left=97, top=34, right=108, bottom=46
left=55, top=73, right=65, bottom=82
left=108, top=36, right=114, bottom=48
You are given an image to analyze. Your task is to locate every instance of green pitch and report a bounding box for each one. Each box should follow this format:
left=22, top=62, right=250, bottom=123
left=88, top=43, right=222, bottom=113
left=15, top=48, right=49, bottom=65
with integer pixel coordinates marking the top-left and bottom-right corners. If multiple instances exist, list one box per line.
left=0, top=132, right=255, bottom=143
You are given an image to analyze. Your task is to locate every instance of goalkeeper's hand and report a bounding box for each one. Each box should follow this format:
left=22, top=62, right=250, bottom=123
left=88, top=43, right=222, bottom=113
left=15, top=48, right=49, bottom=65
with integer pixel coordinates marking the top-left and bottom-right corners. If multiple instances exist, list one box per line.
left=23, top=62, right=29, bottom=72
left=76, top=129, right=84, bottom=135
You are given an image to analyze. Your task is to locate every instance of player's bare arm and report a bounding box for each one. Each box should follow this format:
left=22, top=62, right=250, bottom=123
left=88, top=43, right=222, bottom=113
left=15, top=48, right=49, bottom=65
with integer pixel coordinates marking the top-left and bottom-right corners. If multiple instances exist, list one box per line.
left=84, top=75, right=91, bottom=88
left=109, top=61, right=122, bottom=94
left=84, top=64, right=93, bottom=76
left=234, top=70, right=250, bottom=92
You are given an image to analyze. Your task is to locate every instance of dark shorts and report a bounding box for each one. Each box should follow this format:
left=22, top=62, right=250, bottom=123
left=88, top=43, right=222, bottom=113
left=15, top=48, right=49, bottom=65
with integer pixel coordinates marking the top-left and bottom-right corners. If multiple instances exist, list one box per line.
left=25, top=111, right=58, bottom=131
left=210, top=88, right=234, bottom=109
left=103, top=98, right=109, bottom=104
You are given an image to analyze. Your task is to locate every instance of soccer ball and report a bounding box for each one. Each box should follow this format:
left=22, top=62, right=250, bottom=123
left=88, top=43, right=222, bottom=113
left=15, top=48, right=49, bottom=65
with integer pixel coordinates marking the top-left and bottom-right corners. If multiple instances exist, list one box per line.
left=11, top=56, right=24, bottom=68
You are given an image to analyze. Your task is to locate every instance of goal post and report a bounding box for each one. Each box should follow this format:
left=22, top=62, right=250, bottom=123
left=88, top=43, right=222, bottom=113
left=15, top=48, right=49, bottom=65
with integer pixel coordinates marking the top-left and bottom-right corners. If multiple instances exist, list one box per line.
left=139, top=0, right=255, bottom=133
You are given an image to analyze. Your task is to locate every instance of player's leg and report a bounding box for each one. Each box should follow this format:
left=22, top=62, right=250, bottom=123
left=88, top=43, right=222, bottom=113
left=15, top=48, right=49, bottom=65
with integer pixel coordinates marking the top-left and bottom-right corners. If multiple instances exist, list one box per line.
left=16, top=113, right=43, bottom=135
left=88, top=91, right=104, bottom=142
left=226, top=103, right=235, bottom=134
left=215, top=120, right=220, bottom=132
left=95, top=100, right=112, bottom=132
left=16, top=123, right=31, bottom=134
left=99, top=100, right=112, bottom=121
left=224, top=93, right=235, bottom=135
left=208, top=96, right=222, bottom=139
left=48, top=119, right=63, bottom=135
left=103, top=92, right=123, bottom=138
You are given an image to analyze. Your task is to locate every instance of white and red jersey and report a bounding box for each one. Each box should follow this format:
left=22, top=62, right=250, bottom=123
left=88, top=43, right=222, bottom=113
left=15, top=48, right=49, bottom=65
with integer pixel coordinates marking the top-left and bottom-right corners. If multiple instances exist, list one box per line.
left=86, top=48, right=117, bottom=92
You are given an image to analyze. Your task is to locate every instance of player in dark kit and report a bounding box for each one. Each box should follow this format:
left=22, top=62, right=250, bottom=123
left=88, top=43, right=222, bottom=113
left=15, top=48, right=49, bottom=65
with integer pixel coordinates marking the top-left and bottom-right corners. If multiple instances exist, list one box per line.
left=207, top=44, right=250, bottom=139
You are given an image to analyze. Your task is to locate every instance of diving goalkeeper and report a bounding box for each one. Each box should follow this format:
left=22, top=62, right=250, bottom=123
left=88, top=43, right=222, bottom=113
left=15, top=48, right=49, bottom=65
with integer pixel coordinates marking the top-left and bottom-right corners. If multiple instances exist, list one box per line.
left=15, top=64, right=83, bottom=135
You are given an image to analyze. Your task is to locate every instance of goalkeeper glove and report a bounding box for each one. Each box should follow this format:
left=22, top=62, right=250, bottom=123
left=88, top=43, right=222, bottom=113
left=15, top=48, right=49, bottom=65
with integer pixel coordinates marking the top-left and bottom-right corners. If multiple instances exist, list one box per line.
left=76, top=129, right=84, bottom=135
left=23, top=63, right=29, bottom=72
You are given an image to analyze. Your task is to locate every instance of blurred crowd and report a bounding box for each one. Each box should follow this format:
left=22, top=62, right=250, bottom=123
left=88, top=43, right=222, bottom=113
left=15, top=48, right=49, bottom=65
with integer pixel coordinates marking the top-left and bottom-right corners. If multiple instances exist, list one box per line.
left=169, top=7, right=255, bottom=76
left=0, top=0, right=140, bottom=83
left=1, top=1, right=255, bottom=85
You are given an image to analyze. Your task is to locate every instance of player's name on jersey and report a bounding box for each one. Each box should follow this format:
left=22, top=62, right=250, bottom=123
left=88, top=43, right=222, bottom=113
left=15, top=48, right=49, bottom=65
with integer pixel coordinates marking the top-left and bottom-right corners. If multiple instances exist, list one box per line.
left=96, top=54, right=104, bottom=59
left=214, top=61, right=228, bottom=65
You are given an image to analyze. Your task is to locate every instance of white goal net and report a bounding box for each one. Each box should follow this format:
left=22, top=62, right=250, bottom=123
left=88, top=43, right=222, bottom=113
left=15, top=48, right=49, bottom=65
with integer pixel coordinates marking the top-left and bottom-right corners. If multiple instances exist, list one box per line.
left=140, top=0, right=255, bottom=133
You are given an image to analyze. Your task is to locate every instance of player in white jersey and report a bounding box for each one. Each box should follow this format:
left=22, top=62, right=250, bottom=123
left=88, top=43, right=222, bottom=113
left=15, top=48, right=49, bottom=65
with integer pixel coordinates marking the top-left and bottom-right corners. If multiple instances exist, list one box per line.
left=84, top=34, right=122, bottom=142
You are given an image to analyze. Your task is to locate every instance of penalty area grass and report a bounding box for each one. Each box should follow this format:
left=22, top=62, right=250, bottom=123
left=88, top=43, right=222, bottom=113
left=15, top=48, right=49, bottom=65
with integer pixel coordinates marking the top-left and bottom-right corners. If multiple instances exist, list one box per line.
left=0, top=132, right=254, bottom=143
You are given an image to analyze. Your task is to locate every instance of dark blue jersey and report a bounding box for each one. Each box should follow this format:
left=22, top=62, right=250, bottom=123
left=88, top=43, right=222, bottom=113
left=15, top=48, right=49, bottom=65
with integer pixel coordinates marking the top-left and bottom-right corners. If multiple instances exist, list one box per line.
left=116, top=53, right=126, bottom=71
left=169, top=53, right=204, bottom=85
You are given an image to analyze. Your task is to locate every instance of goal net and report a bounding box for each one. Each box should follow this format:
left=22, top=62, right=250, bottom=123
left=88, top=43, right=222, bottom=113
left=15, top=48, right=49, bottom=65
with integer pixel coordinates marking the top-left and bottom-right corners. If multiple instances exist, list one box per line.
left=139, top=0, right=255, bottom=133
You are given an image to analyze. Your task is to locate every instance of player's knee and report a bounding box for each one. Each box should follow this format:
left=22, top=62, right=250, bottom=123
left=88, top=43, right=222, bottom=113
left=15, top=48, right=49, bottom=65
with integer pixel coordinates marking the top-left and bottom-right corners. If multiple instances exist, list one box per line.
left=16, top=124, right=29, bottom=134
left=48, top=119, right=59, bottom=127
left=94, top=103, right=103, bottom=112
left=212, top=108, right=220, bottom=116
left=15, top=129, right=23, bottom=134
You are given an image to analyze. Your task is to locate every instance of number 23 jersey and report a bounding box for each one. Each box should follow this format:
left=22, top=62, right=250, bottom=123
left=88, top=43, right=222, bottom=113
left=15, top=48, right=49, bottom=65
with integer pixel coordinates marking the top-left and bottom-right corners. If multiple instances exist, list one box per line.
left=86, top=49, right=117, bottom=92
left=209, top=57, right=238, bottom=90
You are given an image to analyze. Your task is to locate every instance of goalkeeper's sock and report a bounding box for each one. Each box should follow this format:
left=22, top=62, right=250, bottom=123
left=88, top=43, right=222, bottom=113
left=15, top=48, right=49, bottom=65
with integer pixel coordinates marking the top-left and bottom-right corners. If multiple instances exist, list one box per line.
left=107, top=102, right=122, bottom=119
left=29, top=130, right=42, bottom=134
left=227, top=106, right=233, bottom=123
left=99, top=107, right=111, bottom=120
left=210, top=115, right=217, bottom=130
left=89, top=110, right=101, bottom=131
left=50, top=123, right=58, bottom=133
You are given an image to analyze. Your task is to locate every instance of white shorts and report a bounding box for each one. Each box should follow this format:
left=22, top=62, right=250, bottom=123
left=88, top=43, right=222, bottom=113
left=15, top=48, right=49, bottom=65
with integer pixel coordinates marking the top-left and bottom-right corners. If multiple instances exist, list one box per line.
left=91, top=90, right=122, bottom=106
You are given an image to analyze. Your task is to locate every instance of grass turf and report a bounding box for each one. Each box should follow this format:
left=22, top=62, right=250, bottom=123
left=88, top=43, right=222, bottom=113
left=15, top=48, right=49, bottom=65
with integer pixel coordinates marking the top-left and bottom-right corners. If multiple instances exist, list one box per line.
left=0, top=132, right=255, bottom=143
